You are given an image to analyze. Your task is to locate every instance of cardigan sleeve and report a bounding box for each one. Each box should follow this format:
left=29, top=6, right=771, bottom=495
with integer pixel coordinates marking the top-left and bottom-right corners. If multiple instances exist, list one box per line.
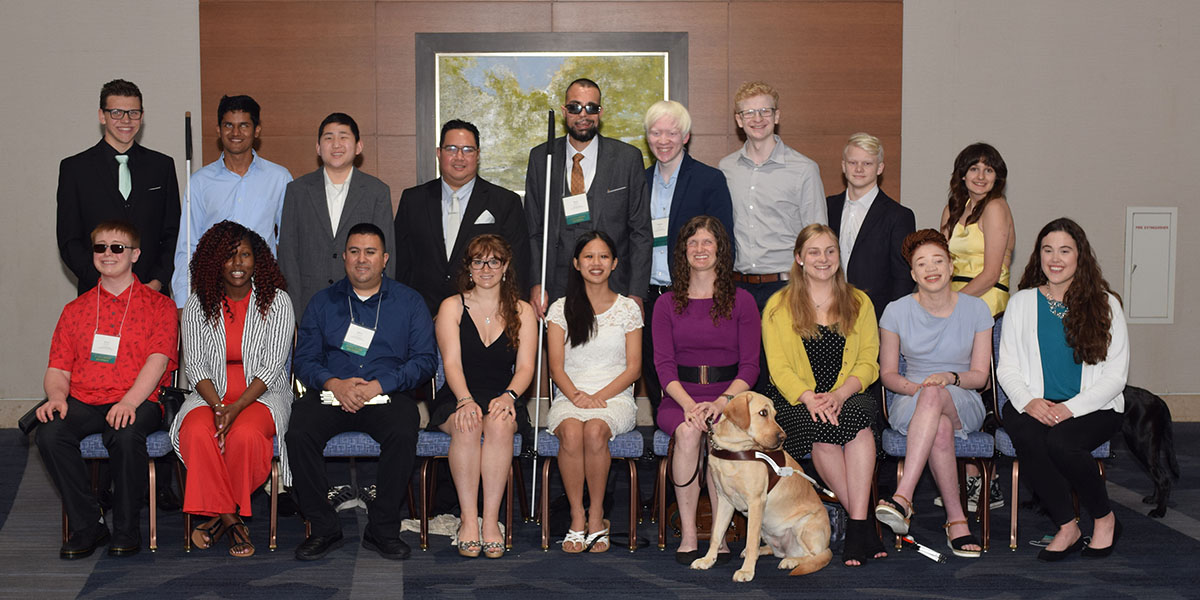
left=996, top=291, right=1035, bottom=412
left=181, top=294, right=219, bottom=390
left=246, top=290, right=296, bottom=392
left=841, top=290, right=879, bottom=390
left=1062, top=293, right=1129, bottom=417
left=762, top=292, right=815, bottom=405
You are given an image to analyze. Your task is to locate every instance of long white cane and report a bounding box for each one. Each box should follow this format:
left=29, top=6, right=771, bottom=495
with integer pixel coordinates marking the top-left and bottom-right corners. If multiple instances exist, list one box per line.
left=184, top=112, right=193, bottom=294
left=530, top=110, right=555, bottom=511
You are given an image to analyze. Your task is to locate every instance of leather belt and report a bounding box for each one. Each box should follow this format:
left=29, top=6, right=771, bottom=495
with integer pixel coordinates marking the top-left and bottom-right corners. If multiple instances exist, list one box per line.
left=951, top=275, right=1008, bottom=293
left=678, top=363, right=738, bottom=385
left=731, top=271, right=790, bottom=284
left=709, top=448, right=787, bottom=493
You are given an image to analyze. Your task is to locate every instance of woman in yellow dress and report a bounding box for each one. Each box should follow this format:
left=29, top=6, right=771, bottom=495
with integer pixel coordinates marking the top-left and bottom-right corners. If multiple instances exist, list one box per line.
left=940, top=142, right=1015, bottom=317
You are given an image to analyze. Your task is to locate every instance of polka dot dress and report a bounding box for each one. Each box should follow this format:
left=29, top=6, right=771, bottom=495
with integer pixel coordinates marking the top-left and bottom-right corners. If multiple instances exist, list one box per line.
left=767, top=325, right=876, bottom=461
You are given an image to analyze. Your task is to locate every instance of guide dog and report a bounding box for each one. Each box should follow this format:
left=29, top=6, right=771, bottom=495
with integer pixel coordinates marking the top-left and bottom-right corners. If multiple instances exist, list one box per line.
left=1122, top=385, right=1180, bottom=518
left=691, top=392, right=831, bottom=582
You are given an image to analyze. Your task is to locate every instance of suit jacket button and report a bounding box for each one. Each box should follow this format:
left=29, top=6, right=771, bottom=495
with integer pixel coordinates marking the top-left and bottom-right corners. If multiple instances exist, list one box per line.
left=328, top=279, right=334, bottom=284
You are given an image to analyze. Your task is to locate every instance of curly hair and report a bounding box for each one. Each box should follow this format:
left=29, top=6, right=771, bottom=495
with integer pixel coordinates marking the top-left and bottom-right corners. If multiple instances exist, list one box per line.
left=770, top=224, right=861, bottom=338
left=455, top=234, right=521, bottom=350
left=189, top=220, right=286, bottom=326
left=901, top=229, right=951, bottom=267
left=1016, top=218, right=1120, bottom=365
left=942, top=142, right=1008, bottom=238
left=670, top=216, right=736, bottom=325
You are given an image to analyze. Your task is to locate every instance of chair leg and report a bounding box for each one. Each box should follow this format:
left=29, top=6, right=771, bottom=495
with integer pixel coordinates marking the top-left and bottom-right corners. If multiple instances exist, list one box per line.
left=627, top=458, right=639, bottom=552
left=62, top=506, right=69, bottom=545
left=178, top=460, right=192, bottom=552
left=540, top=458, right=553, bottom=550
left=656, top=456, right=668, bottom=550
left=420, top=458, right=433, bottom=550
left=894, top=459, right=906, bottom=550
left=512, top=457, right=530, bottom=522
left=270, top=458, right=280, bottom=551
left=980, top=459, right=991, bottom=552
left=505, top=464, right=514, bottom=550
left=148, top=460, right=158, bottom=552
left=1010, top=459, right=1019, bottom=551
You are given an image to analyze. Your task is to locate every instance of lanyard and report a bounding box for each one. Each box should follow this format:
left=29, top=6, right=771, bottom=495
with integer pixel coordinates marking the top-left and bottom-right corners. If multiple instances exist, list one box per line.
left=347, top=292, right=382, bottom=331
left=95, top=281, right=135, bottom=336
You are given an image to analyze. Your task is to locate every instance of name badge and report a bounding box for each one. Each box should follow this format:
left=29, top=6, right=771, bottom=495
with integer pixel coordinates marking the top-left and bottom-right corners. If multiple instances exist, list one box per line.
left=652, top=217, right=670, bottom=247
left=90, top=333, right=120, bottom=363
left=341, top=323, right=375, bottom=356
left=563, top=193, right=590, bottom=225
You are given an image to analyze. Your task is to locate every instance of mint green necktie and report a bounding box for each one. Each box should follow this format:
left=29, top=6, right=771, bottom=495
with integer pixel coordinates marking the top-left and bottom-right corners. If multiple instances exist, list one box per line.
left=115, top=155, right=131, bottom=200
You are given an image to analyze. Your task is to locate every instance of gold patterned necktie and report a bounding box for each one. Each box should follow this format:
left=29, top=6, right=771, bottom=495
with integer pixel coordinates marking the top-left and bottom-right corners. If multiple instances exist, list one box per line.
left=570, top=153, right=585, bottom=196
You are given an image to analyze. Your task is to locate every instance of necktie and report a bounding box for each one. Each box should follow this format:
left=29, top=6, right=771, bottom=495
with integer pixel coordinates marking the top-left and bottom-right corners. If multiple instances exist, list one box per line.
left=446, top=192, right=460, bottom=258
left=570, top=153, right=585, bottom=196
left=115, top=155, right=131, bottom=201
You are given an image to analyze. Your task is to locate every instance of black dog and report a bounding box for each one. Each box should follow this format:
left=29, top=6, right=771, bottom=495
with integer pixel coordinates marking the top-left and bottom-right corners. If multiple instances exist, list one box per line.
left=1121, top=385, right=1180, bottom=518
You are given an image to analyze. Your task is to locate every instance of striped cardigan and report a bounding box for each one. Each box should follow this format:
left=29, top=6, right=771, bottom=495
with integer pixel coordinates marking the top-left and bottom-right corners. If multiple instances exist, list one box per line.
left=171, top=287, right=296, bottom=485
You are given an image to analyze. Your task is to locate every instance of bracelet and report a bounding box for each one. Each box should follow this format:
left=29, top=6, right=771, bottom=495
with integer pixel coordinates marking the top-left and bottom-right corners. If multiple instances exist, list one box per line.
left=951, top=372, right=960, bottom=387
left=503, top=389, right=519, bottom=401
left=721, top=394, right=735, bottom=401
left=456, top=396, right=474, bottom=407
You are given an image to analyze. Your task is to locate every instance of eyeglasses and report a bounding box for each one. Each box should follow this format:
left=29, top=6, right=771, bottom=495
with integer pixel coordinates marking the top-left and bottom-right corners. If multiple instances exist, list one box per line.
left=104, top=108, right=143, bottom=121
left=93, top=243, right=136, bottom=254
left=469, top=258, right=503, bottom=270
left=440, top=145, right=478, bottom=156
left=735, top=107, right=776, bottom=120
left=564, top=102, right=601, bottom=115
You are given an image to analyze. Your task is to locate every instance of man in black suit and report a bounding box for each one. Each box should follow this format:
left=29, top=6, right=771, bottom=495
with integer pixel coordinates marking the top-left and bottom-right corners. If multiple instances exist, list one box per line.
left=524, top=78, right=652, bottom=318
left=395, top=119, right=530, bottom=315
left=641, top=100, right=734, bottom=417
left=826, top=132, right=915, bottom=320
left=57, top=79, right=180, bottom=296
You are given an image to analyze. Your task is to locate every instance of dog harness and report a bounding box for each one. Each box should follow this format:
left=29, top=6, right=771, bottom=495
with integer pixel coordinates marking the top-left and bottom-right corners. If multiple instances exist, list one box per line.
left=708, top=448, right=790, bottom=493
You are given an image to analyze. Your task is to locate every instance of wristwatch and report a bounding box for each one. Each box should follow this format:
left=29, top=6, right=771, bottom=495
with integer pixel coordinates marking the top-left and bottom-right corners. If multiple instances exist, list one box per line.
left=503, top=389, right=519, bottom=400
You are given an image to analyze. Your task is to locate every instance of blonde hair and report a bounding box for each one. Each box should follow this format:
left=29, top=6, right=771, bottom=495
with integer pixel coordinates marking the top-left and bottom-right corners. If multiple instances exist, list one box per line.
left=770, top=224, right=861, bottom=338
left=844, top=132, right=883, bottom=163
left=734, top=81, right=779, bottom=110
left=643, top=100, right=691, bottom=138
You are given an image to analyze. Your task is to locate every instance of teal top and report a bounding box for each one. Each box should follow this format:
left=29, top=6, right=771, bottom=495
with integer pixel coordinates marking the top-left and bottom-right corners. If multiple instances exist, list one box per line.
left=1037, top=290, right=1082, bottom=401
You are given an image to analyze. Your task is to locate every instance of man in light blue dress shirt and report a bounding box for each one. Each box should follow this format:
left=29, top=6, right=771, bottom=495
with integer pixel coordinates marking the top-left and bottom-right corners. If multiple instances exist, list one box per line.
left=170, top=95, right=293, bottom=308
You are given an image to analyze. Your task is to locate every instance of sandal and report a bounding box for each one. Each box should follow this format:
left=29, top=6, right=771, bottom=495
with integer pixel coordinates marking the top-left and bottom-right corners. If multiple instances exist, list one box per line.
left=944, top=520, right=982, bottom=558
left=864, top=516, right=889, bottom=560
left=482, top=541, right=505, bottom=559
left=875, top=493, right=914, bottom=535
left=190, top=517, right=226, bottom=550
left=562, top=528, right=587, bottom=554
left=227, top=520, right=255, bottom=558
left=585, top=519, right=611, bottom=553
left=457, top=540, right=482, bottom=558
left=842, top=519, right=868, bottom=567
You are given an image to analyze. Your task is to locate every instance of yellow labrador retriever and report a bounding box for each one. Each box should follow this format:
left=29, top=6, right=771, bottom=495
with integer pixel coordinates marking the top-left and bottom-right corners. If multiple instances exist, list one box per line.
left=691, top=392, right=831, bottom=582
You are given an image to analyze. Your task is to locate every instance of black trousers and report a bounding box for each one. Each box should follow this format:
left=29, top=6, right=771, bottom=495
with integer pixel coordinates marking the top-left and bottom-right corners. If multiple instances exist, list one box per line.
left=1002, top=401, right=1122, bottom=527
left=642, top=284, right=670, bottom=422
left=35, top=397, right=161, bottom=537
left=285, top=391, right=420, bottom=538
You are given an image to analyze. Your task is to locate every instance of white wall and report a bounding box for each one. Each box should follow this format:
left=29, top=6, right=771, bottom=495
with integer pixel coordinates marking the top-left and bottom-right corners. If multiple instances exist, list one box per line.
left=0, top=1, right=200, bottom=410
left=903, top=0, right=1199, bottom=405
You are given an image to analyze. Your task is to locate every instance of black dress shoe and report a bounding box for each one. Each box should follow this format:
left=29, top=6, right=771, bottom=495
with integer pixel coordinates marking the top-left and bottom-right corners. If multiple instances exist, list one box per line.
left=714, top=551, right=734, bottom=565
left=1037, top=536, right=1086, bottom=562
left=295, top=532, right=346, bottom=561
left=61, top=524, right=110, bottom=560
left=1082, top=517, right=1122, bottom=558
left=361, top=528, right=411, bottom=560
left=675, top=549, right=701, bottom=565
left=108, top=530, right=142, bottom=557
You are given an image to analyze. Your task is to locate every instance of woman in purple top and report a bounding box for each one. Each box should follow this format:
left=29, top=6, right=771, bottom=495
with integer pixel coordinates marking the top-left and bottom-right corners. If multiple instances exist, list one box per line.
left=653, top=216, right=760, bottom=564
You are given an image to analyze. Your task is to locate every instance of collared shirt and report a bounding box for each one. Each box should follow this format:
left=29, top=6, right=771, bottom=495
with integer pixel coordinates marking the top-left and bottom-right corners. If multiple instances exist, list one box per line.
left=324, top=167, right=355, bottom=235
left=719, top=135, right=827, bottom=274
left=295, top=277, right=436, bottom=396
left=48, top=276, right=178, bottom=405
left=170, top=151, right=293, bottom=307
left=441, top=176, right=476, bottom=248
left=649, top=161, right=679, bottom=286
left=564, top=137, right=598, bottom=193
left=839, top=185, right=879, bottom=271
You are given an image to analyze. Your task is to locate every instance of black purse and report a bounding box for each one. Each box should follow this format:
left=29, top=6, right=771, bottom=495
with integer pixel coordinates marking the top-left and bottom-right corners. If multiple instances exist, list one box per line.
left=17, top=399, right=48, bottom=435
left=158, top=386, right=189, bottom=431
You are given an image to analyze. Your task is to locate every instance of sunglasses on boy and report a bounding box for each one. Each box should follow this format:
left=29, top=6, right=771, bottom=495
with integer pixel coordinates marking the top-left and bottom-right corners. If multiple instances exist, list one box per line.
left=93, top=243, right=136, bottom=254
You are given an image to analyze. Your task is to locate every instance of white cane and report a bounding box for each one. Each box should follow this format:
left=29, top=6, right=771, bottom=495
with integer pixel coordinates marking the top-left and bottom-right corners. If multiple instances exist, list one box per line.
left=184, top=112, right=193, bottom=295
left=530, top=110, right=555, bottom=511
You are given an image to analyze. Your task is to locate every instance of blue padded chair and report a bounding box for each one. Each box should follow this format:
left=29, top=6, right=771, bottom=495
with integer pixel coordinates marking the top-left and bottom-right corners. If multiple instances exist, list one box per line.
left=880, top=355, right=995, bottom=551
left=536, top=427, right=643, bottom=551
left=991, top=315, right=1112, bottom=550
left=64, top=430, right=176, bottom=552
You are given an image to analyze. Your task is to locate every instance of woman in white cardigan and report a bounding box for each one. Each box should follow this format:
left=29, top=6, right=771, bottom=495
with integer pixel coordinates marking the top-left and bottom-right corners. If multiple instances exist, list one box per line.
left=997, top=218, right=1128, bottom=562
left=171, top=221, right=295, bottom=557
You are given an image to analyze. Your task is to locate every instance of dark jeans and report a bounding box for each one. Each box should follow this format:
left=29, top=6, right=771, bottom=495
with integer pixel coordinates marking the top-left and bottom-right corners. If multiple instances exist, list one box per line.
left=36, top=397, right=161, bottom=537
left=642, top=284, right=671, bottom=422
left=736, top=279, right=788, bottom=393
left=1002, top=401, right=1123, bottom=527
left=286, top=391, right=420, bottom=538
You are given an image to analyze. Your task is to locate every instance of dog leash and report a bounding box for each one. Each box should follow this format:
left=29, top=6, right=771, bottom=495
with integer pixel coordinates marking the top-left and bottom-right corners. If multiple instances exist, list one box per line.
left=667, top=416, right=715, bottom=490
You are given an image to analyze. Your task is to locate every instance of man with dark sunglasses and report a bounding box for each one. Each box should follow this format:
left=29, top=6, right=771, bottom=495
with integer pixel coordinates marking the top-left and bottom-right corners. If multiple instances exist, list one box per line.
left=523, top=78, right=652, bottom=318
left=57, top=79, right=180, bottom=297
left=36, top=220, right=178, bottom=558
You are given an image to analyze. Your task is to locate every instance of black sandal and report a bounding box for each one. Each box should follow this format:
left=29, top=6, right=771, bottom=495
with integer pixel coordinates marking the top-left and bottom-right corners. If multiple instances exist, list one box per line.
left=842, top=519, right=868, bottom=567
left=874, top=493, right=914, bottom=535
left=227, top=520, right=255, bottom=558
left=944, top=520, right=981, bottom=558
left=190, top=517, right=226, bottom=550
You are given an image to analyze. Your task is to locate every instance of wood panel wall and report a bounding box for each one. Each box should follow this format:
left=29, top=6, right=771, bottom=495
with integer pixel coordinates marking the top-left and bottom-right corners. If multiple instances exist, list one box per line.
left=199, top=0, right=902, bottom=210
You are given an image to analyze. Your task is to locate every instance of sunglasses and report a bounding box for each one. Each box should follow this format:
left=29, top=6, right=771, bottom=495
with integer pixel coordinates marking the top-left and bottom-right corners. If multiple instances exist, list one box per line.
left=92, top=243, right=135, bottom=254
left=564, top=102, right=601, bottom=115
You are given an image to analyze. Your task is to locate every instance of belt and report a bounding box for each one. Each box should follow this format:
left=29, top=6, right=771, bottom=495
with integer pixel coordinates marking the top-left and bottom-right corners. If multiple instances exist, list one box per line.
left=648, top=284, right=672, bottom=297
left=731, top=271, right=790, bottom=284
left=951, top=275, right=1008, bottom=293
left=678, top=363, right=738, bottom=385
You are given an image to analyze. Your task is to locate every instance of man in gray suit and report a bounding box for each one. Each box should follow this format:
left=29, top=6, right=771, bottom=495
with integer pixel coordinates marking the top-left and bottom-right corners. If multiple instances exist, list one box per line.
left=524, top=78, right=652, bottom=317
left=278, top=113, right=395, bottom=319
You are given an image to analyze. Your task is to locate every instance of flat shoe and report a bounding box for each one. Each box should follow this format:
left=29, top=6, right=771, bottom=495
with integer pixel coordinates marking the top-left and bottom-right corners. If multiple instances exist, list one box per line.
left=675, top=549, right=701, bottom=565
left=190, top=517, right=225, bottom=550
left=1037, top=535, right=1086, bottom=562
left=227, top=520, right=255, bottom=558
left=562, top=528, right=587, bottom=553
left=1081, top=517, right=1122, bottom=558
left=295, top=532, right=345, bottom=561
left=713, top=551, right=733, bottom=565
left=60, top=524, right=110, bottom=560
left=585, top=519, right=611, bottom=553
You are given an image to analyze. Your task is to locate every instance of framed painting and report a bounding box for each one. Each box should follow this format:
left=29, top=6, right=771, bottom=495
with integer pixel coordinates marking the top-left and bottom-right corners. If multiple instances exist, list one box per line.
left=415, top=32, right=688, bottom=195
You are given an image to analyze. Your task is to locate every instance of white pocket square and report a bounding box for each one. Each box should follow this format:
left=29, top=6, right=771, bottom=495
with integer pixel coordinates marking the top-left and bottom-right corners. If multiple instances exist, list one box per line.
left=474, top=210, right=496, bottom=225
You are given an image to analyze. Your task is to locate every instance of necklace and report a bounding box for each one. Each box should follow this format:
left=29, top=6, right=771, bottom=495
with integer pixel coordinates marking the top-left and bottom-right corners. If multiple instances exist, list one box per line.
left=812, top=292, right=833, bottom=310
left=1042, top=286, right=1068, bottom=319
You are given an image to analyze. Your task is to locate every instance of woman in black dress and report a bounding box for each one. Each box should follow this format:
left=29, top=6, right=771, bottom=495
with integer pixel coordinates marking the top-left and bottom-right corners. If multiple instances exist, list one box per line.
left=430, top=235, right=537, bottom=558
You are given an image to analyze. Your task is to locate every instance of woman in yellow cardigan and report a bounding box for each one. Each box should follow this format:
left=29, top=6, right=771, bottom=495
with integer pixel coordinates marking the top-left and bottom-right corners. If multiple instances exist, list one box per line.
left=762, top=223, right=885, bottom=567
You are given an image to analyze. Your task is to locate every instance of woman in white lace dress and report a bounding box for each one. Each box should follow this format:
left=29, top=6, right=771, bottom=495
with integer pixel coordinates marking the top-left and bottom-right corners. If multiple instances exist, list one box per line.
left=546, top=231, right=643, bottom=554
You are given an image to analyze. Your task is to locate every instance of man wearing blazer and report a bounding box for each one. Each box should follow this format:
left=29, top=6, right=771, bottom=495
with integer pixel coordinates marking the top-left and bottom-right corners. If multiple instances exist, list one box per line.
left=395, top=119, right=530, bottom=316
left=57, top=79, right=180, bottom=296
left=641, top=100, right=734, bottom=416
left=826, top=132, right=915, bottom=321
left=278, top=113, right=395, bottom=320
left=523, top=78, right=652, bottom=317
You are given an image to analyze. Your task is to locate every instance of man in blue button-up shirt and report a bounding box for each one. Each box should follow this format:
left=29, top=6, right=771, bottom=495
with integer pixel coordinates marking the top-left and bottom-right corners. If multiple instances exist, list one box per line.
left=286, top=222, right=435, bottom=561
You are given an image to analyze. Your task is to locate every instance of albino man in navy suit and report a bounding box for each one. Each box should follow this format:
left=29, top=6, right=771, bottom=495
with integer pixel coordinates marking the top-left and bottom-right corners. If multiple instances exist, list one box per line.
left=640, top=100, right=734, bottom=417
left=825, top=132, right=915, bottom=321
